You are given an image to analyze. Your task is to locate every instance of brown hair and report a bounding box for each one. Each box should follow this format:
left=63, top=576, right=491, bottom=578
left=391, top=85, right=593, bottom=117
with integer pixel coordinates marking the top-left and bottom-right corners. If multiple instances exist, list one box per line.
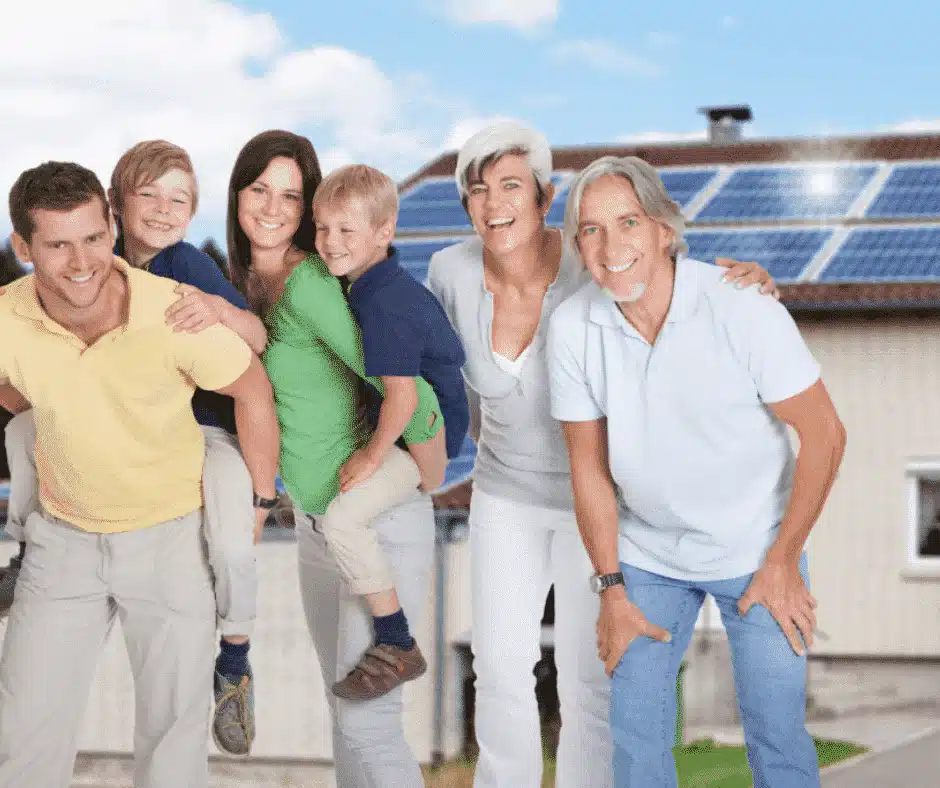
left=312, top=164, right=398, bottom=227
left=9, top=161, right=109, bottom=243
left=110, top=140, right=198, bottom=225
left=226, top=130, right=322, bottom=313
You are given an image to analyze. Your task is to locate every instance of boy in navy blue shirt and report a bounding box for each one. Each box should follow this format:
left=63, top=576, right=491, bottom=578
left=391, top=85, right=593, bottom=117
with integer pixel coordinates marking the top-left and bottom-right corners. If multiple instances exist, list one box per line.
left=312, top=164, right=468, bottom=701
left=0, top=140, right=266, bottom=755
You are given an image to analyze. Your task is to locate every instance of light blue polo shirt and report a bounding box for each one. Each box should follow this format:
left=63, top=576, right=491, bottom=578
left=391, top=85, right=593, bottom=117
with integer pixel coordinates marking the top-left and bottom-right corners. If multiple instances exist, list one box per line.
left=547, top=258, right=821, bottom=581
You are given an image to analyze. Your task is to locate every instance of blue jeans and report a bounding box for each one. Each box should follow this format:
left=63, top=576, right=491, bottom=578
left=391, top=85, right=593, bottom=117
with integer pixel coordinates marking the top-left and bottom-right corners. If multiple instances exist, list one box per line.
left=611, top=556, right=820, bottom=788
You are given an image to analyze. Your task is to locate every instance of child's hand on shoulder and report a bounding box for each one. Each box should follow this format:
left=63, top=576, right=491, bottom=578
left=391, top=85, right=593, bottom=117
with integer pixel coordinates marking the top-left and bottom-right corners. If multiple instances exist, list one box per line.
left=338, top=447, right=382, bottom=493
left=166, top=283, right=224, bottom=333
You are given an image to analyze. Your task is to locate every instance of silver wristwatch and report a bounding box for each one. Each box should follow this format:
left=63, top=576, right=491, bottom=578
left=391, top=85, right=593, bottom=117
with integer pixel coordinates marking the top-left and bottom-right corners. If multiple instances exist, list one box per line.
left=590, top=571, right=625, bottom=594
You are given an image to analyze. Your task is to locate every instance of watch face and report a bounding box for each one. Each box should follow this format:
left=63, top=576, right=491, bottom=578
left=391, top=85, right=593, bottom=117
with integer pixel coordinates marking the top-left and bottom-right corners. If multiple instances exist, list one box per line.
left=589, top=575, right=602, bottom=593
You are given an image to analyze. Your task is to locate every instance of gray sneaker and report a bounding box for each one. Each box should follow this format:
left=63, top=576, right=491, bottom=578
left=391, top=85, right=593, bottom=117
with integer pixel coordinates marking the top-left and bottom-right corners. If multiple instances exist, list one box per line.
left=0, top=552, right=22, bottom=618
left=212, top=668, right=255, bottom=756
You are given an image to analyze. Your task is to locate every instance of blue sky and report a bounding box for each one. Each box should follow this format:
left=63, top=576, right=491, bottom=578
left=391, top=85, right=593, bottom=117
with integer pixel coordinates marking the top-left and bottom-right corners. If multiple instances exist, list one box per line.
left=2, top=1, right=939, bottom=248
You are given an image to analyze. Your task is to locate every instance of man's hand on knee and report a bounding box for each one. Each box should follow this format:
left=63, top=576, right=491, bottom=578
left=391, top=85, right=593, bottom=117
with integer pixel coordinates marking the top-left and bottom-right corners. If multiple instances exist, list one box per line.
left=596, top=587, right=672, bottom=677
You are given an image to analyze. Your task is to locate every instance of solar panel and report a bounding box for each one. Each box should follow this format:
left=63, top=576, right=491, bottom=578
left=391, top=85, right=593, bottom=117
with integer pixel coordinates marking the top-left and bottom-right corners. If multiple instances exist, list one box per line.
left=395, top=238, right=464, bottom=282
left=696, top=165, right=877, bottom=222
left=818, top=227, right=940, bottom=281
left=686, top=228, right=832, bottom=281
left=661, top=168, right=719, bottom=208
left=866, top=164, right=940, bottom=219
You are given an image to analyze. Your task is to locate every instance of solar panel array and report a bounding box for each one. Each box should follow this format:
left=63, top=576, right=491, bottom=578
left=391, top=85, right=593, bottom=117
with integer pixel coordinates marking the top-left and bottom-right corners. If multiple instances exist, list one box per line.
left=866, top=164, right=940, bottom=219
left=695, top=164, right=878, bottom=222
left=820, top=226, right=940, bottom=282
left=687, top=229, right=833, bottom=282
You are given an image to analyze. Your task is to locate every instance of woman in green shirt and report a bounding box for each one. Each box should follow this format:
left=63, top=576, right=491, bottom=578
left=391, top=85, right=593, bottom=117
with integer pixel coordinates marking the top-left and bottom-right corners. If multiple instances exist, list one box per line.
left=225, top=130, right=442, bottom=787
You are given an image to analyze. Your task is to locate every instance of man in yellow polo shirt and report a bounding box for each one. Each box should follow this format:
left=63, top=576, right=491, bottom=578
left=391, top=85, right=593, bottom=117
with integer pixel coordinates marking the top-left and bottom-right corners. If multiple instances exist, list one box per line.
left=0, top=161, right=280, bottom=788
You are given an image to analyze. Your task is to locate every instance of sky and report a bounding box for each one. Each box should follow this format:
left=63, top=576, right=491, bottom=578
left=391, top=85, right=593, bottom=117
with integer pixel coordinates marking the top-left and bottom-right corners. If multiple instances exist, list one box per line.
left=2, top=0, right=939, bottom=246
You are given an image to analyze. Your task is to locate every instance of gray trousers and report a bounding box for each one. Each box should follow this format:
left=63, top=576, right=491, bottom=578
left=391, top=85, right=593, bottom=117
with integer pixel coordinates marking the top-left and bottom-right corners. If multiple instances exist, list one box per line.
left=0, top=508, right=216, bottom=788
left=295, top=495, right=435, bottom=788
left=3, top=412, right=257, bottom=637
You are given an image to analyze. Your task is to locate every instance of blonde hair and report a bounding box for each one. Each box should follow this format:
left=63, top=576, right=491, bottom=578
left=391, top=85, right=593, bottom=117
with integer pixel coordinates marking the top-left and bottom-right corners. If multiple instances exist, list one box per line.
left=312, top=164, right=398, bottom=227
left=110, top=139, right=198, bottom=218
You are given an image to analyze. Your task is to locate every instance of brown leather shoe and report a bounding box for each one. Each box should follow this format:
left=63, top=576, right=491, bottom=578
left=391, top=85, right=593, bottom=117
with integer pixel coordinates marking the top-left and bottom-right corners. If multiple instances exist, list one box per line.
left=331, top=642, right=427, bottom=700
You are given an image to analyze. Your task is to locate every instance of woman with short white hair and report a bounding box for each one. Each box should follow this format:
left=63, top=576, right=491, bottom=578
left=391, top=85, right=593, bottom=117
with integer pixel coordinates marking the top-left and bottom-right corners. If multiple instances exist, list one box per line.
left=427, top=122, right=779, bottom=788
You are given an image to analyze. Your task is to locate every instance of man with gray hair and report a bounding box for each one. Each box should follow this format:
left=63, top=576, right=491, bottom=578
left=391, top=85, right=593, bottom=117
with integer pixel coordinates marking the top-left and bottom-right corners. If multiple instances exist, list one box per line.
left=547, top=155, right=847, bottom=787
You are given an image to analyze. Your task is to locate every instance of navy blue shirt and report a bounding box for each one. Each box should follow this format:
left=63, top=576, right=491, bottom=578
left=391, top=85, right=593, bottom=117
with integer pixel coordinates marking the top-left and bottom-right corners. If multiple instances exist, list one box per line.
left=116, top=239, right=250, bottom=434
left=348, top=248, right=469, bottom=459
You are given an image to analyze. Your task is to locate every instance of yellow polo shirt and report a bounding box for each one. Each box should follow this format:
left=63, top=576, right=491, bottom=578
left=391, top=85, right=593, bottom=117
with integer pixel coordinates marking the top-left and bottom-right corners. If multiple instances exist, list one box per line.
left=0, top=258, right=252, bottom=533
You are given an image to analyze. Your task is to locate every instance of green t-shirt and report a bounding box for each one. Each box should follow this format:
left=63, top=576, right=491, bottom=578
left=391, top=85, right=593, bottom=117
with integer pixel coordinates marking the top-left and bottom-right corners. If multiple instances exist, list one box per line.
left=262, top=253, right=443, bottom=515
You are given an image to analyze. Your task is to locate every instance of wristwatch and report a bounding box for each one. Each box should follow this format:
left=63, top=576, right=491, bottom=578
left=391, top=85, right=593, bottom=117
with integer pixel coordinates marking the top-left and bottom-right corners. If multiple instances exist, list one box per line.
left=253, top=492, right=279, bottom=510
left=590, top=571, right=625, bottom=594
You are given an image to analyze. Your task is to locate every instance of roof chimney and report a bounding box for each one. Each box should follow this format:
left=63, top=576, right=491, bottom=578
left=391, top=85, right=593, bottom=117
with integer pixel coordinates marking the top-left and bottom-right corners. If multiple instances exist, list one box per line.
left=698, top=105, right=752, bottom=144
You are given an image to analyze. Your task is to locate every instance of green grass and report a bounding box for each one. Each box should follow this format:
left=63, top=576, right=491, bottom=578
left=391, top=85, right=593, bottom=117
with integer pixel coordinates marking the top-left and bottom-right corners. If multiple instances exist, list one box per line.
left=424, top=737, right=866, bottom=787
left=674, top=737, right=867, bottom=788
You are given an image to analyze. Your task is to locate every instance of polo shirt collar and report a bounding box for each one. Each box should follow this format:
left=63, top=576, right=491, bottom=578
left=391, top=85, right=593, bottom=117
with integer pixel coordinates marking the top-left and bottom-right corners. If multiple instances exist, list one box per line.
left=588, top=258, right=700, bottom=330
left=348, top=247, right=401, bottom=297
left=12, top=255, right=144, bottom=336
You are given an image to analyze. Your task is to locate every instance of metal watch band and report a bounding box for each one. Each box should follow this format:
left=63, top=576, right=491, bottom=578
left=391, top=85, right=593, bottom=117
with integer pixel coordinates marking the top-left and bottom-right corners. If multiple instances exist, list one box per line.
left=591, top=571, right=625, bottom=593
left=253, top=492, right=278, bottom=510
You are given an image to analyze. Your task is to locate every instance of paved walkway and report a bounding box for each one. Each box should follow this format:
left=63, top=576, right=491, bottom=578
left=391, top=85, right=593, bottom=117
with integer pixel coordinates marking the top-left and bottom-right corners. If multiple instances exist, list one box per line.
left=822, top=728, right=940, bottom=787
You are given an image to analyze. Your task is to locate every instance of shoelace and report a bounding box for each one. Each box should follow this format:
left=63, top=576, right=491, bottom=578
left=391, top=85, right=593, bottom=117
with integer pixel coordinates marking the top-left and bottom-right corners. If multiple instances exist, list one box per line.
left=218, top=676, right=254, bottom=741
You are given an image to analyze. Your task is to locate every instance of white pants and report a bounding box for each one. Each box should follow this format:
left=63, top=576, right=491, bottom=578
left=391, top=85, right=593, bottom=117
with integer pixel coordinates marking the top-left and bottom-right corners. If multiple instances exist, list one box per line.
left=3, top=412, right=257, bottom=637
left=0, top=508, right=216, bottom=788
left=470, top=489, right=613, bottom=788
left=295, top=495, right=434, bottom=788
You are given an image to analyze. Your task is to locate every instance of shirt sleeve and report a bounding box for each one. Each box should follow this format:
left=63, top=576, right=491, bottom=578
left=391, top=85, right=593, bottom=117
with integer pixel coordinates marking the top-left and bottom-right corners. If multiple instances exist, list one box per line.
left=724, top=286, right=821, bottom=404
left=546, top=303, right=605, bottom=422
left=357, top=302, right=424, bottom=377
left=286, top=269, right=443, bottom=444
left=176, top=245, right=250, bottom=310
left=171, top=322, right=253, bottom=391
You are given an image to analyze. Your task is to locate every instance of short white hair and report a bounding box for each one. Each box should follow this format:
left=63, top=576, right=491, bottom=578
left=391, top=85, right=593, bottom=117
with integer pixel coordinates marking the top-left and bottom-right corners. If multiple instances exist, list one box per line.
left=563, top=156, right=688, bottom=260
left=455, top=121, right=553, bottom=203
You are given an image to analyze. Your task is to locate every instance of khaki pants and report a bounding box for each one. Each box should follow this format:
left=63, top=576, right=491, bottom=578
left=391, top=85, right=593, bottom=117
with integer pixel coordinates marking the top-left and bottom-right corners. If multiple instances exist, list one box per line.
left=3, top=413, right=257, bottom=637
left=0, top=508, right=216, bottom=788
left=319, top=446, right=421, bottom=595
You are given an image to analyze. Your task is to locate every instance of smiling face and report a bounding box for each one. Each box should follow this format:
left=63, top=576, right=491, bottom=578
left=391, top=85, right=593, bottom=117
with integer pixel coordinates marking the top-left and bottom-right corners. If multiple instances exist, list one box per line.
left=315, top=198, right=393, bottom=281
left=120, top=167, right=194, bottom=257
left=237, top=156, right=304, bottom=252
left=12, top=197, right=116, bottom=312
left=464, top=152, right=554, bottom=255
left=575, top=174, right=674, bottom=302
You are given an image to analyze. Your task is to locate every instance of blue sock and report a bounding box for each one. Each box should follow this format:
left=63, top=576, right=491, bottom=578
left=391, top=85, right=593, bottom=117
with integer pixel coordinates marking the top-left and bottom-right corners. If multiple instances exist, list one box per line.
left=373, top=608, right=414, bottom=650
left=216, top=639, right=250, bottom=683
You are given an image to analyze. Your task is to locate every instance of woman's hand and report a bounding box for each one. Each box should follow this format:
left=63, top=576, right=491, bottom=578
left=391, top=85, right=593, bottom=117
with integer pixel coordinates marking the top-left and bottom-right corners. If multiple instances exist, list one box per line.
left=715, top=258, right=780, bottom=299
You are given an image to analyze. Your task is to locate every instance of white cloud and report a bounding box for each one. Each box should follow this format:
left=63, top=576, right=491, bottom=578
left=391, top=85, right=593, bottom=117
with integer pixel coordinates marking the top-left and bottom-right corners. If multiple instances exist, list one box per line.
left=551, top=40, right=660, bottom=77
left=0, top=0, right=452, bottom=242
left=884, top=118, right=940, bottom=134
left=443, top=0, right=559, bottom=30
left=721, top=15, right=739, bottom=29
left=617, top=130, right=709, bottom=145
left=440, top=115, right=523, bottom=152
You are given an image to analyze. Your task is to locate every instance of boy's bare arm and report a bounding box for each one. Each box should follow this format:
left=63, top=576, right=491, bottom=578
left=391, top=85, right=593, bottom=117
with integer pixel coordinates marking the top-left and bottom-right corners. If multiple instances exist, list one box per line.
left=338, top=376, right=418, bottom=493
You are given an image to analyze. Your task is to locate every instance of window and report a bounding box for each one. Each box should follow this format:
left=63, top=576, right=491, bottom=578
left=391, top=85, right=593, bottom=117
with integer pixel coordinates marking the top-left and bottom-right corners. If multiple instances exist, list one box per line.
left=905, top=462, right=940, bottom=578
